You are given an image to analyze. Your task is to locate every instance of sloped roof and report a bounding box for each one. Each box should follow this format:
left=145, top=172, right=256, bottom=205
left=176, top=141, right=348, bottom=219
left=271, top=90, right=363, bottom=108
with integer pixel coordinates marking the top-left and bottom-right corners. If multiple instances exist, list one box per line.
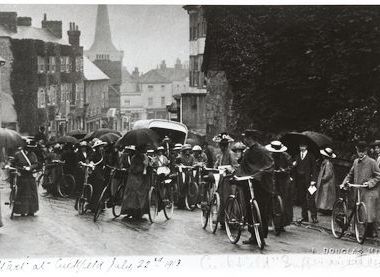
left=159, top=68, right=188, bottom=82
left=0, top=25, right=69, bottom=45
left=83, top=56, right=110, bottom=81
left=140, top=69, right=171, bottom=84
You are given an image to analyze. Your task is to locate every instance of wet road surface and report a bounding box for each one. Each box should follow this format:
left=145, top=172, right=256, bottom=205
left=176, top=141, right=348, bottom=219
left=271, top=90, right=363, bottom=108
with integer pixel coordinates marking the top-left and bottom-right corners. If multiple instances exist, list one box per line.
left=0, top=185, right=379, bottom=258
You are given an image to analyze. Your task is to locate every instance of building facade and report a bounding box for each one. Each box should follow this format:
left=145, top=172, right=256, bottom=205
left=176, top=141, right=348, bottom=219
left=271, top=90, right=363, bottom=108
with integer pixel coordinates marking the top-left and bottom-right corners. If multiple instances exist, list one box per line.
left=182, top=6, right=207, bottom=138
left=85, top=4, right=123, bottom=131
left=0, top=12, right=84, bottom=137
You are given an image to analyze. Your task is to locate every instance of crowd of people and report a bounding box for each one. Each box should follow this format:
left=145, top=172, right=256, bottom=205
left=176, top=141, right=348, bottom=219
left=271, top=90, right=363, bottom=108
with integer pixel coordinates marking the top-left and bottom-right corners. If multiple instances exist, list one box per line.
left=1, top=126, right=380, bottom=244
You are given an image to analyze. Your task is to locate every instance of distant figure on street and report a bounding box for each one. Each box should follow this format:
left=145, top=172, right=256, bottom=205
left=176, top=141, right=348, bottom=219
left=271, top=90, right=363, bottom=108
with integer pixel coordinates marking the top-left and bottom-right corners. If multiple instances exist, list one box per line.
left=294, top=142, right=318, bottom=223
left=342, top=141, right=380, bottom=238
left=315, top=147, right=336, bottom=215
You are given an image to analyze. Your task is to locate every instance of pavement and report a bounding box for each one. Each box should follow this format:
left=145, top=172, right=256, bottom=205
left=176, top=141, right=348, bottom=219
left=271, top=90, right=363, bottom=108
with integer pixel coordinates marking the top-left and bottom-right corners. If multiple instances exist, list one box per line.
left=1, top=178, right=380, bottom=257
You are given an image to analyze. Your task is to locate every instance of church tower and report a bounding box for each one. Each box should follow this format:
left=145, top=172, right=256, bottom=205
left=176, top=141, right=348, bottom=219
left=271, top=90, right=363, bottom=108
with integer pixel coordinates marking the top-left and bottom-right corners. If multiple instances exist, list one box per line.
left=85, top=5, right=123, bottom=91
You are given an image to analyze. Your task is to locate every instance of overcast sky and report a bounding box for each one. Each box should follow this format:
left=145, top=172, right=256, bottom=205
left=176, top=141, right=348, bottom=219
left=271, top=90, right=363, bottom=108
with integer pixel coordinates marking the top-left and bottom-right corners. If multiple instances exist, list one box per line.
left=0, top=4, right=189, bottom=73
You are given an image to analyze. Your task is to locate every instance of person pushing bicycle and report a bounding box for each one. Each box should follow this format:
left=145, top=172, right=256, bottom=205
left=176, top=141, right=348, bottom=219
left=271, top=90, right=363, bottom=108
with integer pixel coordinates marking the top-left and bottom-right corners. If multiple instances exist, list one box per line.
left=341, top=141, right=380, bottom=238
left=237, top=129, right=275, bottom=245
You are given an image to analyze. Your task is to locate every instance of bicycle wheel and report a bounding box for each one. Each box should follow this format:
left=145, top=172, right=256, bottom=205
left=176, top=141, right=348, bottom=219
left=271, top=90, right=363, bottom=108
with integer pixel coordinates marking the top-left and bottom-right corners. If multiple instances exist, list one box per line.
left=200, top=190, right=210, bottom=229
left=224, top=196, right=243, bottom=244
left=251, top=199, right=265, bottom=250
left=57, top=174, right=76, bottom=198
left=272, top=194, right=284, bottom=230
left=209, top=192, right=221, bottom=234
left=163, top=184, right=175, bottom=220
left=112, top=184, right=124, bottom=218
left=185, top=181, right=199, bottom=211
left=82, top=184, right=93, bottom=214
left=77, top=196, right=85, bottom=215
left=37, top=174, right=48, bottom=189
left=148, top=187, right=159, bottom=223
left=331, top=199, right=347, bottom=239
left=354, top=202, right=368, bottom=244
left=94, top=186, right=108, bottom=222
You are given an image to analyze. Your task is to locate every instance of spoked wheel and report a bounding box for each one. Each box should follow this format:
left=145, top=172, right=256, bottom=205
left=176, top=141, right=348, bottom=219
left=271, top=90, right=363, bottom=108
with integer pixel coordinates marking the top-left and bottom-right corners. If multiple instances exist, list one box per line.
left=78, top=184, right=93, bottom=215
left=94, top=186, right=108, bottom=222
left=57, top=174, right=76, bottom=198
left=148, top=187, right=159, bottom=223
left=200, top=190, right=210, bottom=229
left=163, top=184, right=175, bottom=220
left=112, top=184, right=124, bottom=218
left=37, top=174, right=48, bottom=189
left=185, top=181, right=199, bottom=211
left=224, top=196, right=243, bottom=244
left=251, top=199, right=265, bottom=250
left=77, top=197, right=86, bottom=215
left=209, top=192, right=221, bottom=234
left=331, top=199, right=347, bottom=239
left=354, top=202, right=368, bottom=244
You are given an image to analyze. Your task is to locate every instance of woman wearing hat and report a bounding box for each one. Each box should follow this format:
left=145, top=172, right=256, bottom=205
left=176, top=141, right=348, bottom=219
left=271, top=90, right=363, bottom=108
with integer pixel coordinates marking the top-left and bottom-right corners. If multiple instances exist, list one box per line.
left=265, top=141, right=293, bottom=235
left=192, top=145, right=208, bottom=166
left=11, top=139, right=39, bottom=216
left=315, top=147, right=337, bottom=215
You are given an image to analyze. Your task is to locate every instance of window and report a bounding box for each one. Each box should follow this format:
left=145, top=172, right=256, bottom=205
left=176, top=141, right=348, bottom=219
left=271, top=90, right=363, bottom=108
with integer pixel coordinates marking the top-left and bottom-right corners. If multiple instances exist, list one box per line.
left=37, top=56, right=45, bottom=73
left=37, top=88, right=46, bottom=108
left=161, top=85, right=165, bottom=90
left=48, top=56, right=56, bottom=73
left=161, top=96, right=165, bottom=107
left=148, top=97, right=153, bottom=106
left=75, top=56, right=83, bottom=72
left=148, top=85, right=154, bottom=91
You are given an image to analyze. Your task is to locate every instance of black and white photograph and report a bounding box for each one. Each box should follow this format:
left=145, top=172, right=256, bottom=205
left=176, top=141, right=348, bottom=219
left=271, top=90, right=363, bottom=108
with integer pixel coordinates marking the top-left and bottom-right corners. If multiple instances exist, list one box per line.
left=1, top=1, right=380, bottom=274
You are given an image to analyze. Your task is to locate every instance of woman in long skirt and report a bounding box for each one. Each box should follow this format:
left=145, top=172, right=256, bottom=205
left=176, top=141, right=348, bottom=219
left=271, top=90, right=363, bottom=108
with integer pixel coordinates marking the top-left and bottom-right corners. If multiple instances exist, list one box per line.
left=12, top=140, right=39, bottom=216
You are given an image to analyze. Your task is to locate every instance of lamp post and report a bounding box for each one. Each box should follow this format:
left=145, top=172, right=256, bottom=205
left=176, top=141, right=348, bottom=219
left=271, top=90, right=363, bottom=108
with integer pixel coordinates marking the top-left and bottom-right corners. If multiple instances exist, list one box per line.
left=0, top=56, right=6, bottom=128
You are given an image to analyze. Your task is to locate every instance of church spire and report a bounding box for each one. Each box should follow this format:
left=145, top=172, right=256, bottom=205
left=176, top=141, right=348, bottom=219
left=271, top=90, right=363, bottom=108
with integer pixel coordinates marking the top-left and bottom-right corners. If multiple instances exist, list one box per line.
left=89, top=5, right=118, bottom=53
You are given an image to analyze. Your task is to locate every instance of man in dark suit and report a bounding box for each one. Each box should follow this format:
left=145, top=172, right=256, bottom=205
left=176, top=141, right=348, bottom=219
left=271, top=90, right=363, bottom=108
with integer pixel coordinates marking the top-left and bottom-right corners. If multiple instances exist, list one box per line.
left=294, top=142, right=318, bottom=223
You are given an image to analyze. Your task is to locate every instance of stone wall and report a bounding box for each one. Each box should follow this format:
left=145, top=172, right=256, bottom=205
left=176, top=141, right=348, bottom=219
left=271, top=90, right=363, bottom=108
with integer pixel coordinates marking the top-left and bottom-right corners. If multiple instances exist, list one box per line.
left=182, top=93, right=206, bottom=134
left=205, top=70, right=233, bottom=141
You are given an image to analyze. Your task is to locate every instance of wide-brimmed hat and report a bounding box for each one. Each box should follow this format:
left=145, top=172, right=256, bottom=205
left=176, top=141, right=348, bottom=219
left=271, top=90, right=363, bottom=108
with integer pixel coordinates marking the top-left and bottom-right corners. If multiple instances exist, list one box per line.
left=147, top=149, right=155, bottom=154
left=320, top=147, right=336, bottom=159
left=92, top=140, right=107, bottom=148
left=79, top=141, right=88, bottom=147
left=192, top=145, right=202, bottom=151
left=213, top=133, right=234, bottom=143
left=156, top=146, right=165, bottom=152
left=182, top=144, right=192, bottom=151
left=125, top=145, right=136, bottom=151
left=265, top=141, right=287, bottom=153
left=371, top=140, right=380, bottom=147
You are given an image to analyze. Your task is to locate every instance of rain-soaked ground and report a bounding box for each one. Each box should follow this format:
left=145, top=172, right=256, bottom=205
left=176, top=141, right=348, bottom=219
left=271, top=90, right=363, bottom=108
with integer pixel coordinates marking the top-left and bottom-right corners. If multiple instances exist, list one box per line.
left=0, top=184, right=380, bottom=258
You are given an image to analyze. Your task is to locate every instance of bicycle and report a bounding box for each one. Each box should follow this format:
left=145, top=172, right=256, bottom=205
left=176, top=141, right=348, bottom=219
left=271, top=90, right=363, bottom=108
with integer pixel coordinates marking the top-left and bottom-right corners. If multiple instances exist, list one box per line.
left=93, top=166, right=127, bottom=222
left=3, top=165, right=20, bottom=219
left=331, top=182, right=368, bottom=244
left=224, top=171, right=268, bottom=250
left=148, top=166, right=175, bottom=223
left=177, top=165, right=199, bottom=211
left=77, top=161, right=95, bottom=215
left=40, top=160, right=76, bottom=198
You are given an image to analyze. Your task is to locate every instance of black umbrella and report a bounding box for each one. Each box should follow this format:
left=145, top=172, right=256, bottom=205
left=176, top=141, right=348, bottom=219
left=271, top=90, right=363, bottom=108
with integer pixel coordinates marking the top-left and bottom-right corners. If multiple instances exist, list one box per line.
left=55, top=135, right=78, bottom=144
left=83, top=128, right=121, bottom=141
left=302, top=131, right=332, bottom=148
left=99, top=132, right=121, bottom=144
left=67, top=130, right=88, bottom=140
left=115, top=128, right=159, bottom=148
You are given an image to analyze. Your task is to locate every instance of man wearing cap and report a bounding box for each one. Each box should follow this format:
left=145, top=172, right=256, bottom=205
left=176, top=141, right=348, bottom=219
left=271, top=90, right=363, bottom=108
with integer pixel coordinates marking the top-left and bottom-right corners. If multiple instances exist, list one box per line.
left=11, top=139, right=39, bottom=216
left=294, top=142, right=318, bottom=223
left=192, top=145, right=208, bottom=166
left=238, top=129, right=274, bottom=244
left=177, top=144, right=195, bottom=166
left=266, top=140, right=293, bottom=235
left=315, top=147, right=337, bottom=214
left=342, top=141, right=380, bottom=238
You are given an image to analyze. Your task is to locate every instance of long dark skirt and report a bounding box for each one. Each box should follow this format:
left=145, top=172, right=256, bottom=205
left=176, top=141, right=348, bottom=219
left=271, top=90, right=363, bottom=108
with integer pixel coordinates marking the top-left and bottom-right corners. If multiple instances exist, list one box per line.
left=14, top=174, right=39, bottom=215
left=121, top=173, right=150, bottom=218
left=272, top=175, right=293, bottom=228
left=88, top=168, right=105, bottom=211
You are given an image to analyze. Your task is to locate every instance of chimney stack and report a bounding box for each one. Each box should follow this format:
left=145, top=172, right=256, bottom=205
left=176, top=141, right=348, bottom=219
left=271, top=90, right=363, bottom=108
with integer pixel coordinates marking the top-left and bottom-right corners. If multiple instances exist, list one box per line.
left=160, top=60, right=167, bottom=70
left=0, top=12, right=17, bottom=33
left=132, top=67, right=139, bottom=79
left=42, top=14, right=62, bottom=38
left=17, top=16, right=32, bottom=27
left=67, top=22, right=81, bottom=47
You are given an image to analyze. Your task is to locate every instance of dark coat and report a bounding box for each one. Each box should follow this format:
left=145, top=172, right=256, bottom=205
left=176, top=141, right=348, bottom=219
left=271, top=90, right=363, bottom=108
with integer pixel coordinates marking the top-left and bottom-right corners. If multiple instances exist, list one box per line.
left=121, top=153, right=150, bottom=217
left=88, top=150, right=105, bottom=210
left=12, top=150, right=39, bottom=215
left=315, top=158, right=336, bottom=211
left=293, top=151, right=317, bottom=205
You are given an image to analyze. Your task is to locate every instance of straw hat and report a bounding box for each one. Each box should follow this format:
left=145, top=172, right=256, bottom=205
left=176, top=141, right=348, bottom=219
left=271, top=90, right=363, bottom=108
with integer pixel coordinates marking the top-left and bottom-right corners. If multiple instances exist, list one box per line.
left=156, top=146, right=165, bottom=151
left=182, top=144, right=192, bottom=151
left=192, top=145, right=202, bottom=151
left=320, top=147, right=336, bottom=159
left=92, top=140, right=107, bottom=148
left=265, top=141, right=287, bottom=153
left=125, top=145, right=136, bottom=151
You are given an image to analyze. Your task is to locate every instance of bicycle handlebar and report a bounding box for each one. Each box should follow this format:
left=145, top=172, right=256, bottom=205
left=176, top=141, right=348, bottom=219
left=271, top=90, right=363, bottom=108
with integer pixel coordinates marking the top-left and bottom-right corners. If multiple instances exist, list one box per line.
left=347, top=183, right=368, bottom=188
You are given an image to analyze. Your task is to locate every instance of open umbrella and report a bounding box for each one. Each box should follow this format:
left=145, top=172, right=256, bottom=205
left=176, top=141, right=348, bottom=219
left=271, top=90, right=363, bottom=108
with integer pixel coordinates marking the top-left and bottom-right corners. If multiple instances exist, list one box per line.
left=115, top=128, right=159, bottom=148
left=0, top=128, right=24, bottom=150
left=280, top=131, right=332, bottom=157
left=99, top=132, right=121, bottom=144
left=83, top=128, right=121, bottom=141
left=67, top=130, right=88, bottom=140
left=55, top=135, right=78, bottom=144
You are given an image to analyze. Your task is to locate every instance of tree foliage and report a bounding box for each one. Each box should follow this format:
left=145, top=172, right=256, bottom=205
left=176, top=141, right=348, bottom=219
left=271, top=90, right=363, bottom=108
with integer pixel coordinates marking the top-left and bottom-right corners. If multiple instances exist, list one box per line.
left=203, top=6, right=380, bottom=136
